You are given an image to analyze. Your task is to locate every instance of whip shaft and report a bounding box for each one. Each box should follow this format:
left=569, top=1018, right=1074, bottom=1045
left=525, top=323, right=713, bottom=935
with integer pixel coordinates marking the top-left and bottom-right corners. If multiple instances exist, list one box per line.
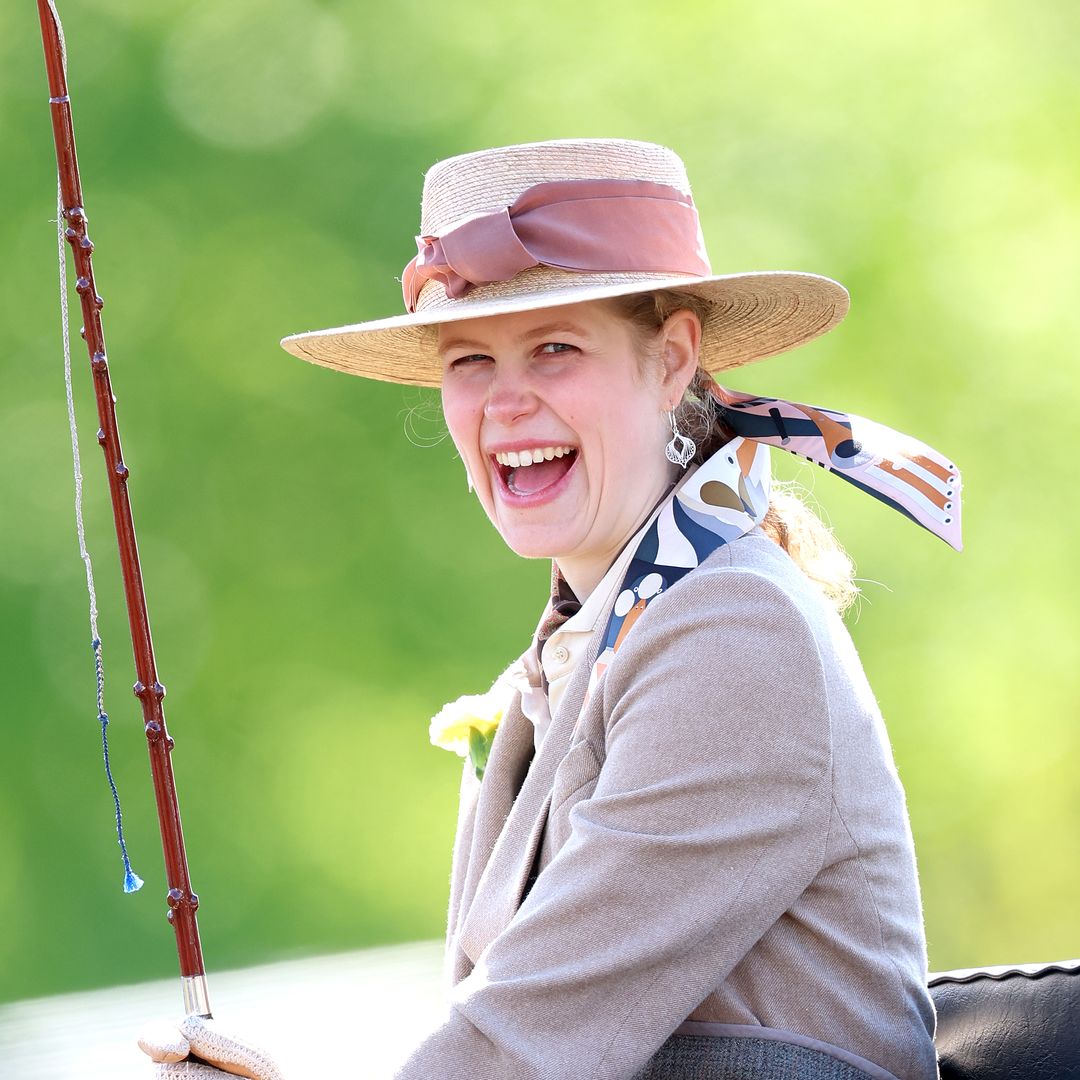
left=36, top=0, right=209, bottom=1016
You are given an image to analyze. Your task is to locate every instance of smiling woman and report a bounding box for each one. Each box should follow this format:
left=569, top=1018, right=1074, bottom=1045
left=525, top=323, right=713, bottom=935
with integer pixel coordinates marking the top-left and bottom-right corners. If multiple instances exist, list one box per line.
left=142, top=139, right=962, bottom=1080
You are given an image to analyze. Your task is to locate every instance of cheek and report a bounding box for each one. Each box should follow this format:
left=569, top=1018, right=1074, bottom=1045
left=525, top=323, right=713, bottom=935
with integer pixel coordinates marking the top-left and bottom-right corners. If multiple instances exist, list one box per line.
left=581, top=388, right=665, bottom=466
left=440, top=388, right=481, bottom=454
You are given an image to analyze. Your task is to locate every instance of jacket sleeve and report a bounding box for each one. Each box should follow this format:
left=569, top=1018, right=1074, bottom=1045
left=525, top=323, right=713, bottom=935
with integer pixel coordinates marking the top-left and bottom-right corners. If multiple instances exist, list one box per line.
left=395, top=567, right=835, bottom=1080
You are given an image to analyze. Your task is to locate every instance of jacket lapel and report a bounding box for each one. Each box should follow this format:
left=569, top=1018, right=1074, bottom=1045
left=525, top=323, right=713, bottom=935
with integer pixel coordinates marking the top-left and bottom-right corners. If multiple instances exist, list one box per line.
left=457, top=629, right=603, bottom=966
left=448, top=693, right=534, bottom=967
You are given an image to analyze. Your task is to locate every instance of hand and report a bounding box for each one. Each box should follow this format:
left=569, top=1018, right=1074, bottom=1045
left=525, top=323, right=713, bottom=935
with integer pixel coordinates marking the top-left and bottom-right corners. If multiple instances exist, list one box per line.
left=138, top=1015, right=285, bottom=1080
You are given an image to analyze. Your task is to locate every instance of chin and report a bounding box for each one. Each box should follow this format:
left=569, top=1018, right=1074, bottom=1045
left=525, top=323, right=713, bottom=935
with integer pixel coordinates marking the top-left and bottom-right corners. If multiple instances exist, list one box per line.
left=496, top=531, right=569, bottom=562
left=486, top=515, right=570, bottom=560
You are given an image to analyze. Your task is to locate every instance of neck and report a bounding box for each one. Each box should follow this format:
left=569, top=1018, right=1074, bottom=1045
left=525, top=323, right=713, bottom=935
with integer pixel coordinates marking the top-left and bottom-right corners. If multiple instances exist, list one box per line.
left=556, top=545, right=624, bottom=603
left=555, top=467, right=682, bottom=601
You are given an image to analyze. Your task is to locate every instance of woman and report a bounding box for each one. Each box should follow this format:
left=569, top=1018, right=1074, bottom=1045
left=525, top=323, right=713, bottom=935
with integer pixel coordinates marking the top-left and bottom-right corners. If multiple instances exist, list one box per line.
left=143, top=139, right=959, bottom=1079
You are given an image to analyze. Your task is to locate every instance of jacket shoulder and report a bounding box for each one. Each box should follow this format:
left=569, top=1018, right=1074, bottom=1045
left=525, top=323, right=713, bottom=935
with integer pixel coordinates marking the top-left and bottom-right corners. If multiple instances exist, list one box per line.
left=599, top=533, right=835, bottom=734
left=624, top=529, right=841, bottom=655
left=699, top=529, right=837, bottom=617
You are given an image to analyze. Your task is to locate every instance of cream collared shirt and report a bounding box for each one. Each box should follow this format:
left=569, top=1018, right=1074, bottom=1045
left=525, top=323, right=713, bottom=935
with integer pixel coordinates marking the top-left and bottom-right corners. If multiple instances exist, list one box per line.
left=519, top=499, right=673, bottom=751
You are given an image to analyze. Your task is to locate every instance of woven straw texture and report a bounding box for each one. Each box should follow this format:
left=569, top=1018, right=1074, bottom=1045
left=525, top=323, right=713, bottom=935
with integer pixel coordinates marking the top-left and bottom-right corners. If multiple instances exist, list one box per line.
left=419, top=138, right=693, bottom=236
left=280, top=139, right=849, bottom=386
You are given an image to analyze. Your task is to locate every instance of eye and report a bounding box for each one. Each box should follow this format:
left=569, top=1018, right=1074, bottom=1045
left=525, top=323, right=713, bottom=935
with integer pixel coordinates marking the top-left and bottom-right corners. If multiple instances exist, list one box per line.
left=537, top=342, right=576, bottom=356
left=447, top=353, right=492, bottom=370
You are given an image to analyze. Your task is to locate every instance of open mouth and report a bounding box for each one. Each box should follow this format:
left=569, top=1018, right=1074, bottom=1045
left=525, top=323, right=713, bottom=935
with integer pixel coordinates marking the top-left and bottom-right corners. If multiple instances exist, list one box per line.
left=492, top=445, right=578, bottom=498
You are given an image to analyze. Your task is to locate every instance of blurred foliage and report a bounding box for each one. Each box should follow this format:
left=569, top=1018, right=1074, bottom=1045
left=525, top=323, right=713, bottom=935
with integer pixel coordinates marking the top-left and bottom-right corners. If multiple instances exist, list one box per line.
left=1, top=0, right=1078, bottom=1005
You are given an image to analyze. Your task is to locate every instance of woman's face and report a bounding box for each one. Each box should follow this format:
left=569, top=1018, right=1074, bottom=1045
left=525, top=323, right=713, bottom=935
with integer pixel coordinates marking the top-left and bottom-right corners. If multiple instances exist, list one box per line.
left=438, top=300, right=698, bottom=596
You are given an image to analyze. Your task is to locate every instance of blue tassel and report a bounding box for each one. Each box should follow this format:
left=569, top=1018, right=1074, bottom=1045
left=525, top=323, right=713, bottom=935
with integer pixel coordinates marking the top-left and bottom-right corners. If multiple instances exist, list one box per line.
left=94, top=637, right=143, bottom=895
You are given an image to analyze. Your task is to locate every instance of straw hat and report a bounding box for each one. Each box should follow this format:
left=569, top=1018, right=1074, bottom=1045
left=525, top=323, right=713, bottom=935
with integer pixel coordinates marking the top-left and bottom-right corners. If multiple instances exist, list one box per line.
left=279, top=139, right=849, bottom=387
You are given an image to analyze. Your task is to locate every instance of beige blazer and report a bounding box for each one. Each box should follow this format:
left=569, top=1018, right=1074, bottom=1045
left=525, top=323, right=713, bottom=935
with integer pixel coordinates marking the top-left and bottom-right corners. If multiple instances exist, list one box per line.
left=396, top=532, right=938, bottom=1080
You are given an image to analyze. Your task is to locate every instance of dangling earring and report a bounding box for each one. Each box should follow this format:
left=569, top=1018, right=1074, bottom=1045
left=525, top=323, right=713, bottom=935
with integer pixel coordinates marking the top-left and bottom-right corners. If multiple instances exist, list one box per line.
left=465, top=468, right=475, bottom=494
left=665, top=410, right=696, bottom=468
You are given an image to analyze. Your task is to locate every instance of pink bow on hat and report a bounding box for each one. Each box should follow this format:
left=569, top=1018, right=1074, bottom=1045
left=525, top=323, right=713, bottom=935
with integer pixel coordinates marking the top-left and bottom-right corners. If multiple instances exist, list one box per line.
left=402, top=178, right=711, bottom=312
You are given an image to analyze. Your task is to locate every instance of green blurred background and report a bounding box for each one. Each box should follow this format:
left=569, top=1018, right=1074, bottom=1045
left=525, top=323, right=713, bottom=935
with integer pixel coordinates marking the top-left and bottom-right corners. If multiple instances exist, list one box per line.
left=1, top=0, right=1077, bottom=1006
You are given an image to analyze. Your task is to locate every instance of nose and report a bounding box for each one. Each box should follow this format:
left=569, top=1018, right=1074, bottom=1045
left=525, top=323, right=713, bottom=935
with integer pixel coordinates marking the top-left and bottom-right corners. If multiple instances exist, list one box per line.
left=483, top=365, right=537, bottom=426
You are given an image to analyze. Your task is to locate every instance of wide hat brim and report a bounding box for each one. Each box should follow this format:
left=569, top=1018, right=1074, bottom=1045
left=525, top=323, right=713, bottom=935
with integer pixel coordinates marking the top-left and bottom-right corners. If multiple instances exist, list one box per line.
left=280, top=268, right=850, bottom=388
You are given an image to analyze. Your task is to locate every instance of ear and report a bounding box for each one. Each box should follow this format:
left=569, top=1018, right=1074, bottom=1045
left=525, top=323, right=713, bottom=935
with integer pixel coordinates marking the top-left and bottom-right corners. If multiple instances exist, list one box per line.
left=656, top=308, right=702, bottom=405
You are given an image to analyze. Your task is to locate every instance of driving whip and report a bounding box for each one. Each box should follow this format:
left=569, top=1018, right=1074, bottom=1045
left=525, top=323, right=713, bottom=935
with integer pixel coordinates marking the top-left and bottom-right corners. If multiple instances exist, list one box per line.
left=36, top=0, right=211, bottom=1018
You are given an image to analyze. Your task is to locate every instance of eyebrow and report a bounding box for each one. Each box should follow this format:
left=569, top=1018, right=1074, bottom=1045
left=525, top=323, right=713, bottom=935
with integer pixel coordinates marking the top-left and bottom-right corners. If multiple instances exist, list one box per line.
left=438, top=322, right=591, bottom=358
left=519, top=321, right=590, bottom=342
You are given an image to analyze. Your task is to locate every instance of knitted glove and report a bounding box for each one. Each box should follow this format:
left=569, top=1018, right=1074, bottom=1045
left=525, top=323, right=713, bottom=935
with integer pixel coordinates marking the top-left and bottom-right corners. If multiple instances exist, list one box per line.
left=138, top=1015, right=285, bottom=1080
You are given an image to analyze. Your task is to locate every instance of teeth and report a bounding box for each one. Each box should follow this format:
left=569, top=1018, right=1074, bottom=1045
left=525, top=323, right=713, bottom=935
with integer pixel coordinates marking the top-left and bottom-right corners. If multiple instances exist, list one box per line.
left=494, top=445, right=575, bottom=468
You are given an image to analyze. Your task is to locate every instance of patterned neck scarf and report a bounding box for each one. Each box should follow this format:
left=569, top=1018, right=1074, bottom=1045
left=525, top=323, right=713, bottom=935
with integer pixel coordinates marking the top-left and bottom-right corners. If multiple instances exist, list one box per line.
left=582, top=383, right=962, bottom=702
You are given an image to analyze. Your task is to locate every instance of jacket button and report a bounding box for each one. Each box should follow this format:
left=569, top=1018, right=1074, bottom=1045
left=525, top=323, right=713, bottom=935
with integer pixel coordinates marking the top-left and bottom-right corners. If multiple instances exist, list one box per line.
left=550, top=644, right=570, bottom=665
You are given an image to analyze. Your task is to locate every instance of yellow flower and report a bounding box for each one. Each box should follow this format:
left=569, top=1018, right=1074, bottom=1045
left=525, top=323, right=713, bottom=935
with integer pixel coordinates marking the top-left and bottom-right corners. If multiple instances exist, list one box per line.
left=428, top=693, right=503, bottom=757
left=430, top=664, right=524, bottom=779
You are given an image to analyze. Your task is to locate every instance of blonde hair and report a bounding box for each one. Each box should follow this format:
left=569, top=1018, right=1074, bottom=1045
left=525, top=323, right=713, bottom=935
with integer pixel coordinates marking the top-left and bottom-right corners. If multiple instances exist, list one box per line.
left=611, top=290, right=858, bottom=614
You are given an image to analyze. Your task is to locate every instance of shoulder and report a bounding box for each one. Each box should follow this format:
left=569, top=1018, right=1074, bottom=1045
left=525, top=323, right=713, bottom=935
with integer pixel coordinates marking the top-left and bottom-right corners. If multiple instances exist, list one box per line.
left=615, top=530, right=837, bottom=667
left=596, top=528, right=893, bottom=784
left=602, top=535, right=825, bottom=701
left=678, top=528, right=837, bottom=630
left=595, top=532, right=838, bottom=791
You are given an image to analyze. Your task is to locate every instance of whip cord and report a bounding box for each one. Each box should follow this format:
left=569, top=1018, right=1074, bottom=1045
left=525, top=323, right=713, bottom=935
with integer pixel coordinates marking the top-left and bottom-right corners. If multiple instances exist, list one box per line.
left=56, top=181, right=143, bottom=894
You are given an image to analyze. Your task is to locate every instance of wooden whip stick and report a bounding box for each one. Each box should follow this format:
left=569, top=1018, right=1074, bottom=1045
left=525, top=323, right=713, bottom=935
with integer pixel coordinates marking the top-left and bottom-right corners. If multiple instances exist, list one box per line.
left=36, top=0, right=210, bottom=1018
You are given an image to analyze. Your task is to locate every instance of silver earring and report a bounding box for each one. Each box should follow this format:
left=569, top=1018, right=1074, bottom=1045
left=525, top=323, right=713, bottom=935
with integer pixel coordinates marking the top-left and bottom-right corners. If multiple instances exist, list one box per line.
left=466, top=469, right=474, bottom=494
left=665, top=410, right=696, bottom=467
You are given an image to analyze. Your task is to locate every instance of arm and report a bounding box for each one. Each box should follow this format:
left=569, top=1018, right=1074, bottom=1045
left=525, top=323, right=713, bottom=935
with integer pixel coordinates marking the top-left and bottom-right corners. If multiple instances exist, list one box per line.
left=397, top=568, right=835, bottom=1080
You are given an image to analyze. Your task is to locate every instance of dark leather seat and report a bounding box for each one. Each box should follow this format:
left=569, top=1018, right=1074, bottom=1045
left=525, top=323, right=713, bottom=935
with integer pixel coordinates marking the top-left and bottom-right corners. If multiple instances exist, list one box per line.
left=929, top=959, right=1080, bottom=1079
